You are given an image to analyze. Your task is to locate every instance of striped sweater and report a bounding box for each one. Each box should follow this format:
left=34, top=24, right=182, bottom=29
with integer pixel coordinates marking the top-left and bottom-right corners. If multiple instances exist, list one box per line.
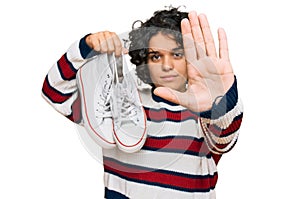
left=42, top=35, right=243, bottom=199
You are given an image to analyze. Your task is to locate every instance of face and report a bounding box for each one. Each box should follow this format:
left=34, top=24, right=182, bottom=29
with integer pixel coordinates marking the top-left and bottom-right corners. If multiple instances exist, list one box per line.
left=147, top=32, right=187, bottom=92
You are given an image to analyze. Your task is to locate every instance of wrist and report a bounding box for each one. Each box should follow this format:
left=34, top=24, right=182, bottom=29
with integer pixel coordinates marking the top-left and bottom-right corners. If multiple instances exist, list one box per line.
left=79, top=34, right=98, bottom=59
left=199, top=76, right=238, bottom=119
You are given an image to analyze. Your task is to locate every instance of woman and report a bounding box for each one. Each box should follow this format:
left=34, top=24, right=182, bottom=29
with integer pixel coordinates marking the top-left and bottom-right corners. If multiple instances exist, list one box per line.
left=42, top=7, right=243, bottom=199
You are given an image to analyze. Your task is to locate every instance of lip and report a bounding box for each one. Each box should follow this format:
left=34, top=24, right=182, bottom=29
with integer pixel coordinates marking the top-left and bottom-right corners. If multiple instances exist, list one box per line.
left=160, top=75, right=178, bottom=82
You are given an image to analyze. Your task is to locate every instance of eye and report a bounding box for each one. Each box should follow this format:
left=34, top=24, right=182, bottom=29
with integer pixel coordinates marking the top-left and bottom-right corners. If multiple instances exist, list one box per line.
left=150, top=54, right=161, bottom=62
left=173, top=52, right=184, bottom=59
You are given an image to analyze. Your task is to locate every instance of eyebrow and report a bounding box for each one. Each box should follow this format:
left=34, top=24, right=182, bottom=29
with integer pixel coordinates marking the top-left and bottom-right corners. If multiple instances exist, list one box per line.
left=172, top=47, right=184, bottom=51
left=148, top=47, right=184, bottom=54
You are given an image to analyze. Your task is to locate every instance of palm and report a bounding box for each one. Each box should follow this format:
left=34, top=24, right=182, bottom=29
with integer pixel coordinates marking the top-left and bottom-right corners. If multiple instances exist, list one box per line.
left=154, top=12, right=234, bottom=112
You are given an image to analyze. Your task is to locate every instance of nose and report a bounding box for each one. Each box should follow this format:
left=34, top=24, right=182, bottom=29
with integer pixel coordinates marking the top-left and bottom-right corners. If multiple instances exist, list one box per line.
left=161, top=56, right=174, bottom=71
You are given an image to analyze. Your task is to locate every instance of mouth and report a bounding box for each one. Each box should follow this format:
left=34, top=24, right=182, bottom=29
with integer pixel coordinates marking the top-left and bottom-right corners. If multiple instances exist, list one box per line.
left=160, top=75, right=178, bottom=82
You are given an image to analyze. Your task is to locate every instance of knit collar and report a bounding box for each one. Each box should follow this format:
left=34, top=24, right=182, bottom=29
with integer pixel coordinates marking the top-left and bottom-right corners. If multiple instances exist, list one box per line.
left=151, top=86, right=179, bottom=106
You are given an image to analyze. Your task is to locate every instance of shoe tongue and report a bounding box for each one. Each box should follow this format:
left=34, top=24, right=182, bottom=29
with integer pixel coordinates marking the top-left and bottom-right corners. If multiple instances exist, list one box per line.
left=103, top=117, right=112, bottom=122
left=121, top=119, right=135, bottom=126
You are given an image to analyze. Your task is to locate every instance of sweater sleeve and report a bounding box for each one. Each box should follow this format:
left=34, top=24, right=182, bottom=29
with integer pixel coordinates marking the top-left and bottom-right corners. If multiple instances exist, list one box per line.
left=41, top=34, right=96, bottom=124
left=198, top=76, right=244, bottom=155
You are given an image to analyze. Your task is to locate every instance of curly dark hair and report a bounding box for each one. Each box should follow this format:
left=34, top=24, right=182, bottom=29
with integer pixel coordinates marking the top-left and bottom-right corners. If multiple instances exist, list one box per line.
left=128, top=7, right=188, bottom=84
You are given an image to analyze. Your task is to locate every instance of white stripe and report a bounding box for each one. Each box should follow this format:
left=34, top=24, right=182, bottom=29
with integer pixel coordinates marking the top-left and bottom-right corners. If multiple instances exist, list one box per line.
left=200, top=117, right=240, bottom=154
left=209, top=129, right=238, bottom=144
left=146, top=119, right=200, bottom=138
left=66, top=40, right=88, bottom=70
left=47, top=65, right=78, bottom=94
left=104, top=173, right=216, bottom=199
left=154, top=101, right=186, bottom=111
left=41, top=91, right=78, bottom=116
left=103, top=148, right=217, bottom=176
left=46, top=39, right=89, bottom=95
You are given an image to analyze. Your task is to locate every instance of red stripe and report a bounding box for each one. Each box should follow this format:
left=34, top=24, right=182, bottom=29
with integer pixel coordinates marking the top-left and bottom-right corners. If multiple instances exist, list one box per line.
left=209, top=117, right=242, bottom=137
left=42, top=76, right=71, bottom=103
left=144, top=108, right=197, bottom=121
left=67, top=95, right=82, bottom=123
left=104, top=159, right=217, bottom=191
left=144, top=137, right=210, bottom=155
left=211, top=154, right=222, bottom=165
left=72, top=95, right=81, bottom=123
left=214, top=140, right=237, bottom=150
left=57, top=54, right=76, bottom=80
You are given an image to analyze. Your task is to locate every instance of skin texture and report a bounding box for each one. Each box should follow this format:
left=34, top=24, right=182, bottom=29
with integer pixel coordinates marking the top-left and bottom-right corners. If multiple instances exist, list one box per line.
left=85, top=31, right=126, bottom=56
left=85, top=11, right=235, bottom=112
left=154, top=11, right=234, bottom=112
left=147, top=33, right=187, bottom=92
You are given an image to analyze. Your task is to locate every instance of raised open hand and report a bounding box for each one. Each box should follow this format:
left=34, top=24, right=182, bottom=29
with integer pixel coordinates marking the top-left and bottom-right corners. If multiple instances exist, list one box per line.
left=154, top=11, right=235, bottom=112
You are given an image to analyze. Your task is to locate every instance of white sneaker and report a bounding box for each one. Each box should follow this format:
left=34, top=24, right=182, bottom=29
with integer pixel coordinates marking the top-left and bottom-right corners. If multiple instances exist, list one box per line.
left=77, top=54, right=116, bottom=149
left=111, top=55, right=147, bottom=153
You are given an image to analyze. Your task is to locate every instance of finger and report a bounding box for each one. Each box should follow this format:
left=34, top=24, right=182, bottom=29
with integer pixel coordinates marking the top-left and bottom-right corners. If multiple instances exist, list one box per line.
left=198, top=14, right=217, bottom=57
left=92, top=40, right=101, bottom=52
left=188, top=11, right=206, bottom=58
left=104, top=31, right=115, bottom=54
left=153, top=87, right=188, bottom=107
left=122, top=47, right=129, bottom=54
left=111, top=32, right=123, bottom=57
left=181, top=18, right=197, bottom=64
left=218, top=28, right=230, bottom=61
left=86, top=34, right=101, bottom=51
left=98, top=32, right=108, bottom=53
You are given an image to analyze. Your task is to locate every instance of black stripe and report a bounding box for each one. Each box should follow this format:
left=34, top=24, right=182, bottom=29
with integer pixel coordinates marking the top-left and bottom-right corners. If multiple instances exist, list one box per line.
left=199, top=76, right=238, bottom=119
left=79, top=34, right=99, bottom=59
left=146, top=116, right=197, bottom=122
left=105, top=188, right=129, bottom=199
left=141, top=146, right=211, bottom=157
left=56, top=54, right=76, bottom=81
left=63, top=53, right=77, bottom=75
left=105, top=170, right=216, bottom=193
left=103, top=157, right=217, bottom=193
left=209, top=113, right=243, bottom=138
left=42, top=75, right=73, bottom=104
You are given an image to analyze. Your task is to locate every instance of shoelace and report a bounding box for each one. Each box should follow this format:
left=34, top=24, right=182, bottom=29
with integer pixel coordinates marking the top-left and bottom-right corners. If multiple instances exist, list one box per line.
left=111, top=54, right=140, bottom=126
left=117, top=80, right=140, bottom=126
left=95, top=74, right=112, bottom=123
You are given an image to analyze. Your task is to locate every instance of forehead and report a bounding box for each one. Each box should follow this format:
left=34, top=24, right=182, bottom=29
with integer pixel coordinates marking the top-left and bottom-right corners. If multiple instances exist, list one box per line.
left=148, top=32, right=181, bottom=51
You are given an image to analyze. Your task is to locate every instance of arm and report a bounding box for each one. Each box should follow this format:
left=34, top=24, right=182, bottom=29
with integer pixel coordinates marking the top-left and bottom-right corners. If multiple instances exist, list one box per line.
left=153, top=11, right=243, bottom=154
left=199, top=77, right=243, bottom=155
left=41, top=32, right=123, bottom=123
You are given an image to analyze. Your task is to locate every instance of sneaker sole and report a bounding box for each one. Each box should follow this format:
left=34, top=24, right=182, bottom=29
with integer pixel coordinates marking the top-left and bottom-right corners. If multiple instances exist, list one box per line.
left=77, top=56, right=116, bottom=149
left=111, top=56, right=147, bottom=153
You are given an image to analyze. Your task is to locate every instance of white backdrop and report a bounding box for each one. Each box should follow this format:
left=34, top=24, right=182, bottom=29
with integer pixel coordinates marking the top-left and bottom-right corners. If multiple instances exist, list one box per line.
left=1, top=0, right=299, bottom=198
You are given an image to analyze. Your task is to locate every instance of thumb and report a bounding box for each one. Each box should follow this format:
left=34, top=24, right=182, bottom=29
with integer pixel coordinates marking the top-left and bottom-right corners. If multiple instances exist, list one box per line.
left=153, top=87, right=188, bottom=106
left=122, top=47, right=129, bottom=54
